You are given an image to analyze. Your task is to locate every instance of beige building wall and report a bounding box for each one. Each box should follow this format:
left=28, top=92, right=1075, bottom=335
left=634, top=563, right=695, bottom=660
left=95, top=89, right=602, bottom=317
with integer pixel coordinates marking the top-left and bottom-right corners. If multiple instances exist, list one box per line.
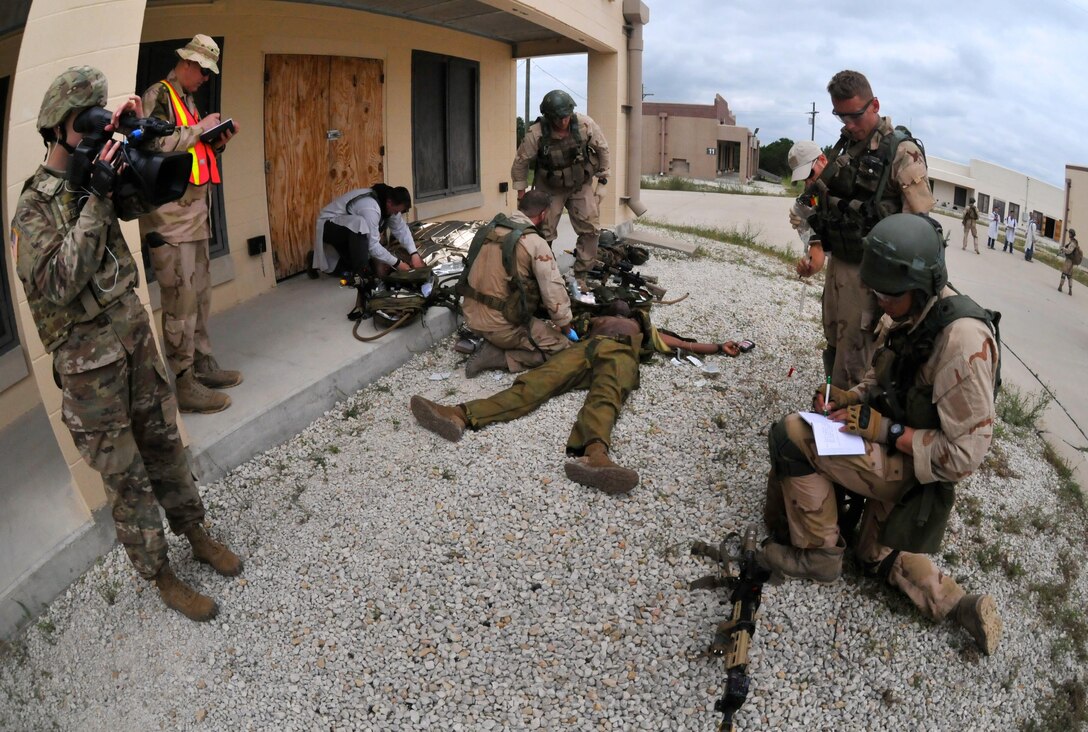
left=1065, top=165, right=1088, bottom=244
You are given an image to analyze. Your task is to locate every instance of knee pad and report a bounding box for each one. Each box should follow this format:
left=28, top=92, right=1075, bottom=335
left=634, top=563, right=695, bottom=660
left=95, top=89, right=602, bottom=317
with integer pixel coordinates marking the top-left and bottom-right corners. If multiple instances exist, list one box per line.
left=768, top=418, right=815, bottom=478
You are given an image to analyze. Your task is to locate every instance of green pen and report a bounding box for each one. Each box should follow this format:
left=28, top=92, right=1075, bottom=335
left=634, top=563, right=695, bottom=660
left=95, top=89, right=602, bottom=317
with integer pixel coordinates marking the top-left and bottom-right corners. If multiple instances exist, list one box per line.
left=823, top=375, right=831, bottom=416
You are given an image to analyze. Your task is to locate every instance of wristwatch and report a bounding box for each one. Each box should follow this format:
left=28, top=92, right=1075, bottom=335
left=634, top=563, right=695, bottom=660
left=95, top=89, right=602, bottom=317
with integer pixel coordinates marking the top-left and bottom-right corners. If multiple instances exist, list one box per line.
left=888, top=423, right=905, bottom=443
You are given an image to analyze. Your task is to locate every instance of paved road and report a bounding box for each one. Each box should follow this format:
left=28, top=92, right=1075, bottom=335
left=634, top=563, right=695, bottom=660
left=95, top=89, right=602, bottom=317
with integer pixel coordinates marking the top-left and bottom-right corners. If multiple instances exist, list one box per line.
left=639, top=188, right=1088, bottom=484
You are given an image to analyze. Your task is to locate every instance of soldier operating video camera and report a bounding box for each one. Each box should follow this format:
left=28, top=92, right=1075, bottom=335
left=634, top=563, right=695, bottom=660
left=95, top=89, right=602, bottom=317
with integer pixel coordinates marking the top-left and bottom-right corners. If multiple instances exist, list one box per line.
left=67, top=105, right=192, bottom=206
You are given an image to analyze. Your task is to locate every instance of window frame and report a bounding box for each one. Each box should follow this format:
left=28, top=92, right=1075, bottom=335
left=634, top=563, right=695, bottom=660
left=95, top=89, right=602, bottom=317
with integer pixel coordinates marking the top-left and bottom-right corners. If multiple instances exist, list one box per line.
left=410, top=50, right=481, bottom=202
left=0, top=74, right=19, bottom=359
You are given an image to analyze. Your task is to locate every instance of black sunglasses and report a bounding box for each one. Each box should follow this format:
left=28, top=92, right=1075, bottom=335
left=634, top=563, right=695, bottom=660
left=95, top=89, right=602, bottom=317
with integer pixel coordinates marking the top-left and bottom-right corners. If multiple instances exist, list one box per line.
left=832, top=98, right=874, bottom=122
left=192, top=61, right=212, bottom=78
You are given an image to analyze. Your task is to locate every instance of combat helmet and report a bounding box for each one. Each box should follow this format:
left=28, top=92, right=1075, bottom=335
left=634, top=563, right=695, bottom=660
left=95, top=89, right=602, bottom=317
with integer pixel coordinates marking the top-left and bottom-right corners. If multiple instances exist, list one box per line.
left=37, top=65, right=108, bottom=139
left=540, top=90, right=575, bottom=120
left=860, top=213, right=948, bottom=298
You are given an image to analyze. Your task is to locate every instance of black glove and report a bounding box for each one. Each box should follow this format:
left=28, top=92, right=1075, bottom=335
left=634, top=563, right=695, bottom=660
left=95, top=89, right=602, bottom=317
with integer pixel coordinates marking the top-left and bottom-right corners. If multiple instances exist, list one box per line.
left=87, top=159, right=117, bottom=199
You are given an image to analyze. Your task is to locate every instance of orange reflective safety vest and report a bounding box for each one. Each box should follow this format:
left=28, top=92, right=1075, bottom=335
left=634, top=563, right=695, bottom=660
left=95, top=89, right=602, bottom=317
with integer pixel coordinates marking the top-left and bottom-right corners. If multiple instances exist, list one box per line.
left=161, top=80, right=221, bottom=185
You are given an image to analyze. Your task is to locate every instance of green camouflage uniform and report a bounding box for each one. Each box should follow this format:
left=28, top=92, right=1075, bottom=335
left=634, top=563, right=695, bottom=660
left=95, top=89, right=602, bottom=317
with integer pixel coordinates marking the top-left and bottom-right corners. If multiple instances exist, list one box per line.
left=12, top=166, right=206, bottom=580
left=462, top=334, right=640, bottom=455
left=138, top=69, right=216, bottom=375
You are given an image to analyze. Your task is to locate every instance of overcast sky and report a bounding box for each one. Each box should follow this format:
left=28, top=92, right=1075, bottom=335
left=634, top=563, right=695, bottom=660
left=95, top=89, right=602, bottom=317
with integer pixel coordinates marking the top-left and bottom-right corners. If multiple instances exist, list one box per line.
left=517, top=0, right=1088, bottom=188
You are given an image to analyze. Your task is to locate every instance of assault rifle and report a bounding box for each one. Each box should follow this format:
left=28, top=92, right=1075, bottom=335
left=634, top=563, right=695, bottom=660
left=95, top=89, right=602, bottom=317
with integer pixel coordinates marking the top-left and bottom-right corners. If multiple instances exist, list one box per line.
left=588, top=259, right=667, bottom=300
left=690, top=524, right=771, bottom=732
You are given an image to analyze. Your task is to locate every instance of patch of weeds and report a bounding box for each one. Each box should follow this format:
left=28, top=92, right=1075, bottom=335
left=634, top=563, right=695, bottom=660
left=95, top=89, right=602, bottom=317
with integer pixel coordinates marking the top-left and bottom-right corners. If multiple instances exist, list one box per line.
left=975, top=543, right=1003, bottom=572
left=97, top=578, right=122, bottom=606
left=372, top=384, right=392, bottom=394
left=993, top=422, right=1007, bottom=441
left=942, top=550, right=960, bottom=566
left=309, top=453, right=327, bottom=470
left=958, top=494, right=984, bottom=527
left=1041, top=443, right=1086, bottom=514
left=1020, top=677, right=1087, bottom=731
left=642, top=219, right=796, bottom=267
left=997, top=384, right=1051, bottom=430
left=1029, top=551, right=1088, bottom=661
left=327, top=445, right=341, bottom=455
left=1000, top=512, right=1027, bottom=535
left=36, top=618, right=56, bottom=643
left=391, top=418, right=401, bottom=429
left=343, top=405, right=360, bottom=420
left=440, top=468, right=455, bottom=481
left=980, top=444, right=1017, bottom=479
left=444, top=387, right=459, bottom=398
left=1027, top=507, right=1055, bottom=531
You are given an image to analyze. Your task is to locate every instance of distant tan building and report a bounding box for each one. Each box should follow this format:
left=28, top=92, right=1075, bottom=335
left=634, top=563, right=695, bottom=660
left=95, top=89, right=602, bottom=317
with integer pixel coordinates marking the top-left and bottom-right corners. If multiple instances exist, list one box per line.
left=641, top=94, right=759, bottom=182
left=1065, top=165, right=1088, bottom=246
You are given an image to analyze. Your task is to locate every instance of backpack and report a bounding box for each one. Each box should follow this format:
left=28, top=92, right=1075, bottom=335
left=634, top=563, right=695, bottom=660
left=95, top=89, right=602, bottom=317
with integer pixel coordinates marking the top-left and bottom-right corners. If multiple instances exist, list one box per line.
left=1073, top=244, right=1083, bottom=266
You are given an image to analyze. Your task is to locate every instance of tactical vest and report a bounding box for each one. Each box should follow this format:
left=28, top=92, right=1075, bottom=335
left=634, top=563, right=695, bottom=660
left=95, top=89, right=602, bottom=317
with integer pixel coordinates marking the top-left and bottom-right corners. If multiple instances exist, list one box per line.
left=535, top=115, right=588, bottom=190
left=457, top=213, right=541, bottom=325
left=812, top=125, right=923, bottom=263
left=867, top=294, right=1001, bottom=554
left=15, top=171, right=140, bottom=352
left=161, top=81, right=221, bottom=186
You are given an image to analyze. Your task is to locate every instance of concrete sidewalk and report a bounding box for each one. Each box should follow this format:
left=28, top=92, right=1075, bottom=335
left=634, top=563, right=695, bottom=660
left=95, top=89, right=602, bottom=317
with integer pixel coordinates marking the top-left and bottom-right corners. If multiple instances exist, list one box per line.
left=639, top=188, right=1088, bottom=486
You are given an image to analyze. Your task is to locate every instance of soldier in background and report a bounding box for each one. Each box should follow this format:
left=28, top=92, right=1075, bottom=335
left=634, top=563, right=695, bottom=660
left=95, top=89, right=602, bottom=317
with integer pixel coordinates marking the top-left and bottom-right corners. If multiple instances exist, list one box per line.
left=962, top=197, right=980, bottom=254
left=761, top=214, right=1002, bottom=655
left=789, top=70, right=935, bottom=390
left=1059, top=228, right=1080, bottom=295
left=12, top=66, right=241, bottom=623
left=140, top=34, right=241, bottom=414
left=512, top=90, right=610, bottom=291
left=459, top=190, right=576, bottom=378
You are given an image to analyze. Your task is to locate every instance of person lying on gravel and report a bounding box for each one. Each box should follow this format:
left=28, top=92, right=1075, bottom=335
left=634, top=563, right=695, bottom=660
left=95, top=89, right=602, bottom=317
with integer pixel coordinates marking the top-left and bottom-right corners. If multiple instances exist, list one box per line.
left=760, top=213, right=1003, bottom=655
left=411, top=315, right=646, bottom=495
left=571, top=299, right=742, bottom=358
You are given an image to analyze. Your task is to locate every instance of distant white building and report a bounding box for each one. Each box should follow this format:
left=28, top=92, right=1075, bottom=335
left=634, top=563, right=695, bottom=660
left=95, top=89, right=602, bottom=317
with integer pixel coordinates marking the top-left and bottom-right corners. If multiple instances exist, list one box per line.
left=927, top=156, right=1066, bottom=240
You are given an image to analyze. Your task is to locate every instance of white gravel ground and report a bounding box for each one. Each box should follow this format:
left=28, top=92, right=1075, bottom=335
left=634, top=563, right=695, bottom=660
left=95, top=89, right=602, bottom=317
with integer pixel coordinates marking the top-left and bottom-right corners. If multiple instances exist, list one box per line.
left=1, top=230, right=1085, bottom=731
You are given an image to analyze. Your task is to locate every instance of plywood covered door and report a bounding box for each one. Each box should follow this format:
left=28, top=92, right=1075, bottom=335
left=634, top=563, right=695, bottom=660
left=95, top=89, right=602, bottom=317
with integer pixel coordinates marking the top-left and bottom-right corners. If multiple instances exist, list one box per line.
left=264, top=55, right=384, bottom=280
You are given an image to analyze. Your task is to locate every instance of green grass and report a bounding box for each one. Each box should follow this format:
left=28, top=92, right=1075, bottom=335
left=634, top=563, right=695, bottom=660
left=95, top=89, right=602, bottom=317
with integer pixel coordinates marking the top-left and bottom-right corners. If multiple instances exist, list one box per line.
left=642, top=219, right=797, bottom=266
left=1028, top=551, right=1088, bottom=662
left=996, top=385, right=1051, bottom=430
left=640, top=175, right=791, bottom=197
left=1020, top=678, right=1088, bottom=731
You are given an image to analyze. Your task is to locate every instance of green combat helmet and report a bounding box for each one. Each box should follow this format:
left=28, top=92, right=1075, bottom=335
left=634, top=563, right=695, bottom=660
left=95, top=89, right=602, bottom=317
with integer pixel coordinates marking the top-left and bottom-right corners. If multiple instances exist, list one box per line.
left=37, top=65, right=108, bottom=138
left=540, top=89, right=575, bottom=120
left=860, top=213, right=948, bottom=297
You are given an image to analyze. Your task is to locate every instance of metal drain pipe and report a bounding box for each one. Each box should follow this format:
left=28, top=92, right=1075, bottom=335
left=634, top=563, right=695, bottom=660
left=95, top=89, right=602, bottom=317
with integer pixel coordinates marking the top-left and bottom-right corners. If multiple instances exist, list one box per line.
left=623, top=0, right=649, bottom=217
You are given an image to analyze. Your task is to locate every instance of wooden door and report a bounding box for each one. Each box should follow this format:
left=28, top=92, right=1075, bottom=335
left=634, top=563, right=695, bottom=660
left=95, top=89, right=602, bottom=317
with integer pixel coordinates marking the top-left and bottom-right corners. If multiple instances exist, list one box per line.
left=264, top=55, right=384, bottom=280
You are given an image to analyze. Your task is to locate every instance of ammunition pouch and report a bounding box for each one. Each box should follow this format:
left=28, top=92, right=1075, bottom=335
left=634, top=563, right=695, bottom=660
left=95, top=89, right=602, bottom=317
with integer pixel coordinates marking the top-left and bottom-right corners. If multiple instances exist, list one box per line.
left=879, top=481, right=955, bottom=554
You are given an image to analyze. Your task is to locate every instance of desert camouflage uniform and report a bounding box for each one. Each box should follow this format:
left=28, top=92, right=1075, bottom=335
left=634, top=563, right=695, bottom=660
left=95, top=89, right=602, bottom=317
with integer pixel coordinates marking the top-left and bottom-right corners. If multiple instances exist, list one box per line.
left=138, top=69, right=217, bottom=375
left=511, top=115, right=610, bottom=280
left=809, top=117, right=934, bottom=389
left=768, top=287, right=998, bottom=620
left=462, top=211, right=573, bottom=372
left=462, top=333, right=640, bottom=455
left=962, top=203, right=979, bottom=252
left=12, top=167, right=206, bottom=579
left=1059, top=233, right=1079, bottom=293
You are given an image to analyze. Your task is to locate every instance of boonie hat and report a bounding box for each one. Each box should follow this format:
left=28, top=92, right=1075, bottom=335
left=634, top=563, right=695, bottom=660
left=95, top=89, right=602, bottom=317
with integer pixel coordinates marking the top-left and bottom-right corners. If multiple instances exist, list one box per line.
left=788, top=140, right=823, bottom=182
left=176, top=34, right=220, bottom=75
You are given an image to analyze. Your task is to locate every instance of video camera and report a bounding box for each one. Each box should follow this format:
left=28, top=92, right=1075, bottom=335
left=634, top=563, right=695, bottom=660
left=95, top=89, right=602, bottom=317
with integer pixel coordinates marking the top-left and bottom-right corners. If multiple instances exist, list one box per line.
left=68, top=106, right=193, bottom=207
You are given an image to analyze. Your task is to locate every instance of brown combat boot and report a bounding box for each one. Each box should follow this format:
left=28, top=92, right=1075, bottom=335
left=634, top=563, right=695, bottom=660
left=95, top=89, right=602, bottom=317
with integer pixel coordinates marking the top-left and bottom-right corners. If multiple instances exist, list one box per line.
left=155, top=566, right=218, bottom=622
left=184, top=525, right=243, bottom=576
left=465, top=342, right=507, bottom=378
left=194, top=354, right=243, bottom=389
left=952, top=593, right=1002, bottom=655
left=563, top=442, right=639, bottom=495
left=176, top=370, right=231, bottom=413
left=757, top=538, right=845, bottom=584
left=410, top=396, right=467, bottom=442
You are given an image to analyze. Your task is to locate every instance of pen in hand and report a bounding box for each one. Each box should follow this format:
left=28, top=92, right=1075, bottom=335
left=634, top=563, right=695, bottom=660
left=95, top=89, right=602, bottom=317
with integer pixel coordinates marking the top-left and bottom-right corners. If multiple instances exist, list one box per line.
left=823, top=376, right=832, bottom=416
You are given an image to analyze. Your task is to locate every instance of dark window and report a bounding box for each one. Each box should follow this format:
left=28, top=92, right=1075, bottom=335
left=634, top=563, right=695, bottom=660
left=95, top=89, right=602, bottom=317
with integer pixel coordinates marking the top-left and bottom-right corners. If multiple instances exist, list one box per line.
left=993, top=199, right=1006, bottom=218
left=953, top=186, right=967, bottom=208
left=411, top=51, right=479, bottom=200
left=0, top=75, right=19, bottom=358
left=1008, top=203, right=1020, bottom=222
left=978, top=193, right=990, bottom=214
left=135, top=37, right=229, bottom=278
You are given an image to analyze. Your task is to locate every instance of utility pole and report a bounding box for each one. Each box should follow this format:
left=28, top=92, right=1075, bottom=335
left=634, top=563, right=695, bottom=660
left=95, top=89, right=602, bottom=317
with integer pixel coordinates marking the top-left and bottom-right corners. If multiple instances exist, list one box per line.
left=807, top=102, right=818, bottom=141
left=524, top=58, right=531, bottom=129
left=642, top=84, right=653, bottom=101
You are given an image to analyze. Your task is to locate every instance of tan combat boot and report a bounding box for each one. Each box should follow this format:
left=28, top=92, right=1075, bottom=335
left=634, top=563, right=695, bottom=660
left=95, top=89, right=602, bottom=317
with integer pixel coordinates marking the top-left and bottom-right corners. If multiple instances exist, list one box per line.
left=194, top=354, right=243, bottom=389
left=563, top=442, right=639, bottom=495
left=465, top=342, right=508, bottom=379
left=952, top=593, right=1002, bottom=655
left=155, top=566, right=218, bottom=622
left=184, top=525, right=243, bottom=576
left=758, top=538, right=845, bottom=584
left=176, top=369, right=230, bottom=414
left=410, top=396, right=467, bottom=442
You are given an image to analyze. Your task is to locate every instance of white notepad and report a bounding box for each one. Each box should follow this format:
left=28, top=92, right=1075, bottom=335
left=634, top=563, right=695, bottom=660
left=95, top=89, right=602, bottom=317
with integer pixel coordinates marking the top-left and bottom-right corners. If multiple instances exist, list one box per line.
left=798, top=411, right=866, bottom=456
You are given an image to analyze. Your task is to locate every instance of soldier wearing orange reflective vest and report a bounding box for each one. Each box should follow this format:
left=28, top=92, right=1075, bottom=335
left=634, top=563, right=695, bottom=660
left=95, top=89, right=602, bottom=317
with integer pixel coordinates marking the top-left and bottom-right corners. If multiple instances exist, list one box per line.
left=140, top=34, right=242, bottom=413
